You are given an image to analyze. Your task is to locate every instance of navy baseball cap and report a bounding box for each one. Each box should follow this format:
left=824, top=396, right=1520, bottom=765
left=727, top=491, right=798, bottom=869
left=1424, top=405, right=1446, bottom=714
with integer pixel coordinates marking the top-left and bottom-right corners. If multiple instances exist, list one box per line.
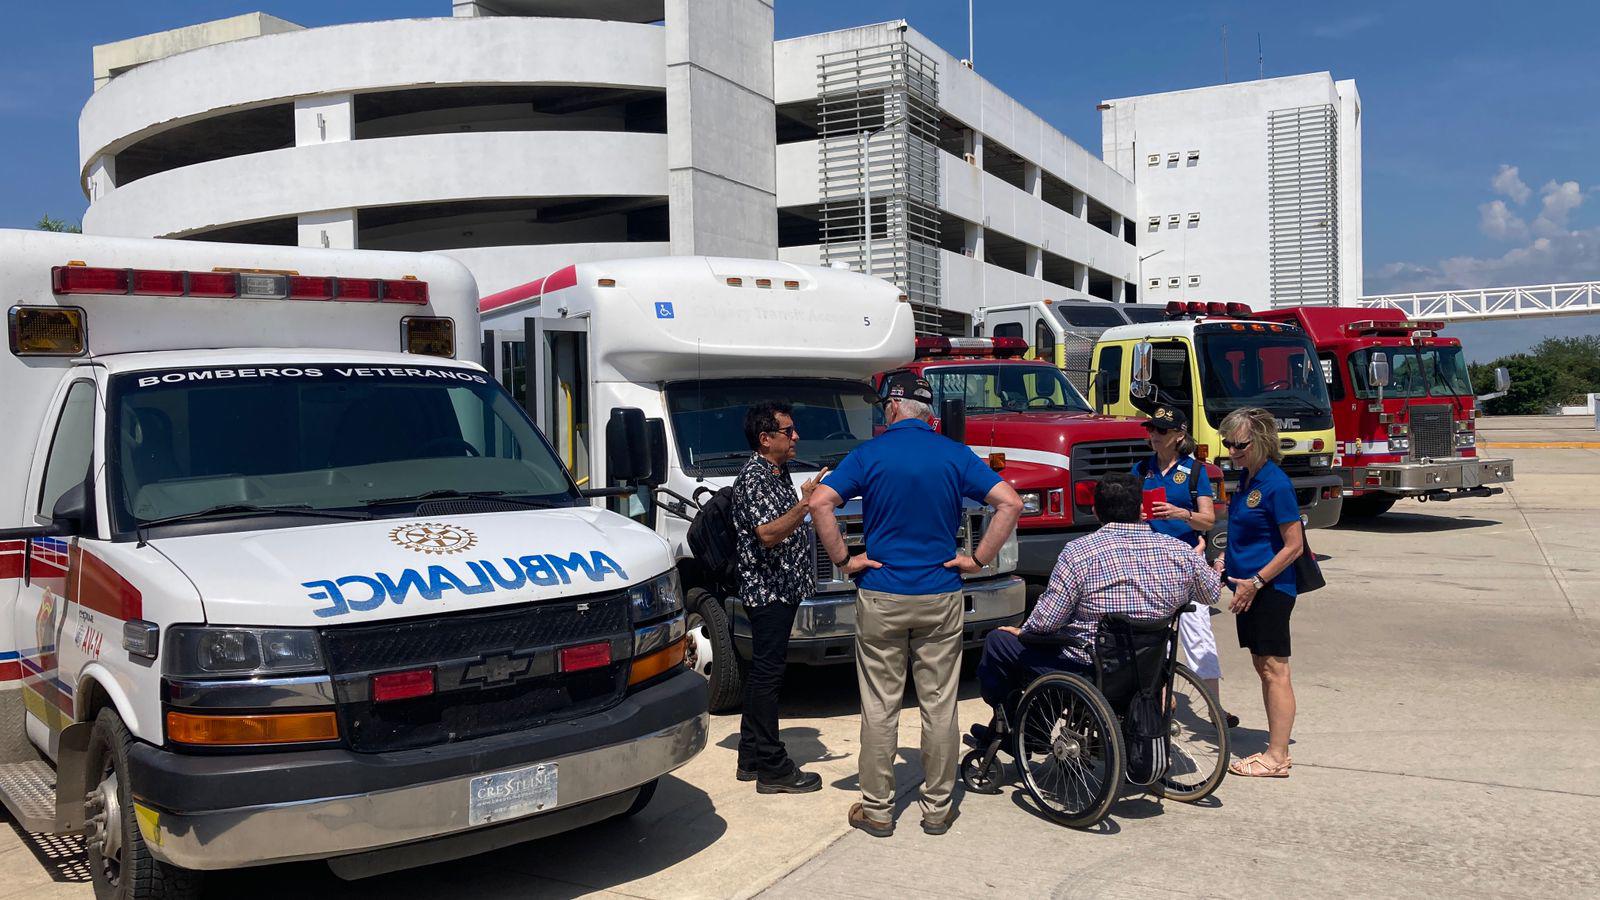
left=1144, top=405, right=1190, bottom=431
left=878, top=372, right=934, bottom=405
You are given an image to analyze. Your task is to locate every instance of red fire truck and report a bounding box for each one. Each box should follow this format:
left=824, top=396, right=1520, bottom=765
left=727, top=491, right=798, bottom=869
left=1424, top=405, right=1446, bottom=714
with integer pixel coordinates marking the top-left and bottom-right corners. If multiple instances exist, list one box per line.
left=1254, top=307, right=1514, bottom=518
left=876, top=337, right=1206, bottom=579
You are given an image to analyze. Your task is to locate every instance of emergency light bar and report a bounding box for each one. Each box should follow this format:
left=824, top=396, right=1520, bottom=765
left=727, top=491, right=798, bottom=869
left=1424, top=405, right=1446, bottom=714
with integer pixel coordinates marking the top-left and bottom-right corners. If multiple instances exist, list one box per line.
left=914, top=336, right=1029, bottom=359
left=1165, top=300, right=1253, bottom=320
left=51, top=264, right=429, bottom=305
left=1343, top=319, right=1447, bottom=336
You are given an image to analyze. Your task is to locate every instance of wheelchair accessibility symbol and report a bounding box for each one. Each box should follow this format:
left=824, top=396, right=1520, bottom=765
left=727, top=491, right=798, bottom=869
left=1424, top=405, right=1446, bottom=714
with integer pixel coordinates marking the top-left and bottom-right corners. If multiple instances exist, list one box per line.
left=655, top=302, right=675, bottom=319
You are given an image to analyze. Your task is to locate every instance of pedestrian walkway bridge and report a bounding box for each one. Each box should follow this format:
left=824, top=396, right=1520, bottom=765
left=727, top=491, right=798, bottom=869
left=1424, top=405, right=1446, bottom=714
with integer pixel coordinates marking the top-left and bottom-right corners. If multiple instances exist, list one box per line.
left=1356, top=280, right=1600, bottom=322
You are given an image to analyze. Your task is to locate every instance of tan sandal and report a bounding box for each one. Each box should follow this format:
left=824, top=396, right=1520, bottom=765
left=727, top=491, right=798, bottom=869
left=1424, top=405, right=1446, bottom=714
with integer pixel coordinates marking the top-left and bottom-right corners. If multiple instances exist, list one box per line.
left=1229, top=753, right=1290, bottom=778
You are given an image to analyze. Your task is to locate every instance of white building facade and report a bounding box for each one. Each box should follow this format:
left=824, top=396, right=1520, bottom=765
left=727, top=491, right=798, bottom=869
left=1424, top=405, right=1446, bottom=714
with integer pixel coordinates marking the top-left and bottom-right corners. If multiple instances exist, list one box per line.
left=77, top=4, right=1137, bottom=333
left=1101, top=73, right=1362, bottom=309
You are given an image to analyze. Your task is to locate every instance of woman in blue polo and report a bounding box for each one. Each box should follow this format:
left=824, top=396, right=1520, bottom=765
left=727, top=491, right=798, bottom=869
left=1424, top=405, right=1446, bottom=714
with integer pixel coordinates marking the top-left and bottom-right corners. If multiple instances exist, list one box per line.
left=1216, top=407, right=1305, bottom=780
left=1132, top=405, right=1232, bottom=727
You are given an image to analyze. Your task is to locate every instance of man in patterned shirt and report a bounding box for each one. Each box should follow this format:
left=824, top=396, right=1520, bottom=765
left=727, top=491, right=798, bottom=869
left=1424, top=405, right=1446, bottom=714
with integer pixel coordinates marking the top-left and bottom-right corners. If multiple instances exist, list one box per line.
left=731, top=400, right=826, bottom=794
left=976, top=471, right=1221, bottom=718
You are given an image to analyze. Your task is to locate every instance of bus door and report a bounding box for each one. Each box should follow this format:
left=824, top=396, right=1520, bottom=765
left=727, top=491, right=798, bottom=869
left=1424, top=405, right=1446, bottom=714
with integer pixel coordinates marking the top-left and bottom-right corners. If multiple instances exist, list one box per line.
left=528, top=317, right=592, bottom=491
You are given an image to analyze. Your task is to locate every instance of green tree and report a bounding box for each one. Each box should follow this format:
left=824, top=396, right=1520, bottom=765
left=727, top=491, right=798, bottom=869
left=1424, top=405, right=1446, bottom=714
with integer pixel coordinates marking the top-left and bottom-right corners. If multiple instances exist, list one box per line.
left=35, top=215, right=81, bottom=233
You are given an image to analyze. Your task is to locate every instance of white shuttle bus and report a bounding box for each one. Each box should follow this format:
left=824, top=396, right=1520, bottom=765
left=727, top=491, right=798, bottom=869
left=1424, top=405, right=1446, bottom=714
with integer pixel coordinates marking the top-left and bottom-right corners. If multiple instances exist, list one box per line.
left=0, top=230, right=706, bottom=898
left=481, top=257, right=1027, bottom=711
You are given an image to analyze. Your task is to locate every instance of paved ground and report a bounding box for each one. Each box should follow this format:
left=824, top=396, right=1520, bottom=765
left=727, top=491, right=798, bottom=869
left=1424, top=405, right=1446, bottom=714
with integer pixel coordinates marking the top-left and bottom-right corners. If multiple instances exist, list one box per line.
left=4, top=440, right=1598, bottom=899
left=1478, top=414, right=1600, bottom=447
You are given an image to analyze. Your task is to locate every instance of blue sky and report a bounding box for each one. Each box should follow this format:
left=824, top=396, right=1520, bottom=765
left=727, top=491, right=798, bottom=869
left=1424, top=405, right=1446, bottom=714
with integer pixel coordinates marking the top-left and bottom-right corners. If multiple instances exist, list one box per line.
left=3, top=1, right=1597, bottom=360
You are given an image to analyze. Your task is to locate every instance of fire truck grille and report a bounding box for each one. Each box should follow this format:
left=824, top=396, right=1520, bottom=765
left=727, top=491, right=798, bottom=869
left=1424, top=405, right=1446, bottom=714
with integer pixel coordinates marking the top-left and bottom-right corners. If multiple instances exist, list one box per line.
left=1071, top=440, right=1151, bottom=525
left=321, top=593, right=630, bottom=753
left=1410, top=404, right=1454, bottom=460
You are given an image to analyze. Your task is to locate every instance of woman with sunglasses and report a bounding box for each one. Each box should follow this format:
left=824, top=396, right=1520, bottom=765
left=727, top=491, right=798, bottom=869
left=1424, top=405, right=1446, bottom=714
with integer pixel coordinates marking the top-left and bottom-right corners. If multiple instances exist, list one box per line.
left=1134, top=406, right=1235, bottom=728
left=1214, top=407, right=1304, bottom=779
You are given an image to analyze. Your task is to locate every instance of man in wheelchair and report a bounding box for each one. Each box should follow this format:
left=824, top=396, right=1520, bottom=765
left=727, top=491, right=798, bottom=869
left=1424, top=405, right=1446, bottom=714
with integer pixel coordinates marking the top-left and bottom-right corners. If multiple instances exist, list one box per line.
left=975, top=471, right=1222, bottom=735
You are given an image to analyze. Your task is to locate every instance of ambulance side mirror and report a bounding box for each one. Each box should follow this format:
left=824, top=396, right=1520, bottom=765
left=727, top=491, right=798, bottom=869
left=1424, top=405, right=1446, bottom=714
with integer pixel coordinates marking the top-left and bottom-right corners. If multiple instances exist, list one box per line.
left=939, top=398, right=967, bottom=443
left=605, top=408, right=652, bottom=485
left=0, top=483, right=87, bottom=541
left=646, top=418, right=669, bottom=487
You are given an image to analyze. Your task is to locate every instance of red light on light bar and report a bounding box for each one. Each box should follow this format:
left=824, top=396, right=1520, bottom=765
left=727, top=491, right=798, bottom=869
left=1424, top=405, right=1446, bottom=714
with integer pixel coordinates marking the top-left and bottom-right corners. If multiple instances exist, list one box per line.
left=1185, top=301, right=1207, bottom=315
left=991, top=336, right=1029, bottom=358
left=915, top=336, right=953, bottom=356
left=1165, top=301, right=1184, bottom=314
left=1204, top=301, right=1226, bottom=316
left=288, top=276, right=335, bottom=301
left=371, top=668, right=435, bottom=703
left=381, top=279, right=429, bottom=305
left=336, top=278, right=381, bottom=302
left=51, top=266, right=128, bottom=295
left=187, top=272, right=238, bottom=298
left=560, top=642, right=612, bottom=673
left=131, top=270, right=186, bottom=296
left=1225, top=302, right=1251, bottom=316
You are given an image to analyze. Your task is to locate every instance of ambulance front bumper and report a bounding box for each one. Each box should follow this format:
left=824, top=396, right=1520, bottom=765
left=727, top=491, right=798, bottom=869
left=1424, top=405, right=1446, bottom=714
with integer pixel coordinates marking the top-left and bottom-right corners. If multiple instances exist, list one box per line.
left=126, top=669, right=707, bottom=871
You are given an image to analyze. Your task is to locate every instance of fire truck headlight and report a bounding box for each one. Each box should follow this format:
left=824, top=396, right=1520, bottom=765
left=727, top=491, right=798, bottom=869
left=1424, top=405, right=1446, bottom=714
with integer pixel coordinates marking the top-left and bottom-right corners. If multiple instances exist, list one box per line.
left=1310, top=454, right=1333, bottom=468
left=1019, top=492, right=1043, bottom=517
left=1456, top=432, right=1476, bottom=449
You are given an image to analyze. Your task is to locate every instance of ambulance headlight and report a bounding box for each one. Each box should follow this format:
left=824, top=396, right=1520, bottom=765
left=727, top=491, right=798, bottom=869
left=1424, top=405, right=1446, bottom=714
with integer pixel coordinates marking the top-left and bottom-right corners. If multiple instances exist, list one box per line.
left=166, top=626, right=325, bottom=678
left=1019, top=491, right=1043, bottom=517
left=629, top=571, right=683, bottom=623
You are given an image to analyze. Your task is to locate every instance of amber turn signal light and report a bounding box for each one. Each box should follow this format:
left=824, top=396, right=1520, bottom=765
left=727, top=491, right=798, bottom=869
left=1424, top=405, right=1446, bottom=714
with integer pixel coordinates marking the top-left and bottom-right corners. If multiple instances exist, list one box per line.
left=628, top=637, right=686, bottom=686
left=166, top=711, right=339, bottom=746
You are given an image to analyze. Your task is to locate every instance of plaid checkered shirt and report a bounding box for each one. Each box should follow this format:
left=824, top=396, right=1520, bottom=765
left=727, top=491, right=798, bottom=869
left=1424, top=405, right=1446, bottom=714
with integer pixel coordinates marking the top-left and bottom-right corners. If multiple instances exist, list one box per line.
left=1024, top=523, right=1222, bottom=665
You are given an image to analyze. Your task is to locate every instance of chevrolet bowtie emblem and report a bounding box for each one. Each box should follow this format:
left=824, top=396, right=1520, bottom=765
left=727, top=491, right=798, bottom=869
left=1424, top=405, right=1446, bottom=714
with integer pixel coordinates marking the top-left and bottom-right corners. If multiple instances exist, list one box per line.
left=462, top=653, right=535, bottom=686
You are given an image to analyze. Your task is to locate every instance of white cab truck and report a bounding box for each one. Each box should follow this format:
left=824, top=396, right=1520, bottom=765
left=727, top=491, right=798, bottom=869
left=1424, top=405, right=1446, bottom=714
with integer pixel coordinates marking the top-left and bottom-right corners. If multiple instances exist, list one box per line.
left=0, top=231, right=706, bottom=898
left=480, top=257, right=1027, bottom=711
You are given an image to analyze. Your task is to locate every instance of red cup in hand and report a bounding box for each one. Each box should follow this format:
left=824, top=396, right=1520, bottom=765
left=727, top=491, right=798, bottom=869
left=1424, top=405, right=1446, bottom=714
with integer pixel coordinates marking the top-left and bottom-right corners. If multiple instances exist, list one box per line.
left=1142, top=487, right=1165, bottom=520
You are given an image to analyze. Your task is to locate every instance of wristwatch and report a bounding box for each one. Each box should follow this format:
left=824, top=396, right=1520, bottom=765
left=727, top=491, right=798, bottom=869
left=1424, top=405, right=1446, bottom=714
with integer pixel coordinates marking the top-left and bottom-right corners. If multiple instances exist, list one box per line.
left=1250, top=574, right=1265, bottom=589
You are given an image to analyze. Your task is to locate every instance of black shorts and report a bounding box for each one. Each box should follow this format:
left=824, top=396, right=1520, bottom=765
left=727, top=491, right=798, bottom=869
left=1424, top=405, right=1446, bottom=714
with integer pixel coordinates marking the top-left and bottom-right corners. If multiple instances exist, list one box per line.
left=1235, top=586, right=1295, bottom=657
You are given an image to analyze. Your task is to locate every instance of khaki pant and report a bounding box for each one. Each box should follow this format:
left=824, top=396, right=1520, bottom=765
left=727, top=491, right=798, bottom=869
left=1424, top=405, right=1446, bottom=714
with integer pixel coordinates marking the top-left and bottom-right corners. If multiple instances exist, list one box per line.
left=854, top=588, right=964, bottom=824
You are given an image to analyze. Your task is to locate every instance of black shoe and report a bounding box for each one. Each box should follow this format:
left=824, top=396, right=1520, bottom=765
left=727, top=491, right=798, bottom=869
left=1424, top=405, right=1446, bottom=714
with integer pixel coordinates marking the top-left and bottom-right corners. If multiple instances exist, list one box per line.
left=965, top=723, right=994, bottom=747
left=1225, top=713, right=1240, bottom=729
left=757, top=768, right=822, bottom=794
left=736, top=766, right=758, bottom=782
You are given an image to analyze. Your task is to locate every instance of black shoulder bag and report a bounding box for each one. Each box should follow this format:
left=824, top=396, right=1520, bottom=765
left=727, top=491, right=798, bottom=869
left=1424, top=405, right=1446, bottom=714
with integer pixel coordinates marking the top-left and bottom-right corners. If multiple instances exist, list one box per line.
left=1292, top=521, right=1326, bottom=594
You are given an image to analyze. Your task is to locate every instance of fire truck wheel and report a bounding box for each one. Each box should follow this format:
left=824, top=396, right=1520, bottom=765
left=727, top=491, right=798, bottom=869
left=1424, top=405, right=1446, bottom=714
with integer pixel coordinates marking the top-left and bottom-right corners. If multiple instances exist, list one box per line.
left=1341, top=496, right=1396, bottom=520
left=687, top=588, right=745, bottom=713
left=85, top=708, right=203, bottom=900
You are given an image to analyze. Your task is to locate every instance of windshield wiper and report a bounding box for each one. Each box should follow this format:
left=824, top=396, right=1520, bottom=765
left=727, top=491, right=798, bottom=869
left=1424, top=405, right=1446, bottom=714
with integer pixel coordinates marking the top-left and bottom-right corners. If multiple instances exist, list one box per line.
left=364, top=489, right=564, bottom=509
left=137, top=503, right=373, bottom=530
left=686, top=452, right=753, bottom=469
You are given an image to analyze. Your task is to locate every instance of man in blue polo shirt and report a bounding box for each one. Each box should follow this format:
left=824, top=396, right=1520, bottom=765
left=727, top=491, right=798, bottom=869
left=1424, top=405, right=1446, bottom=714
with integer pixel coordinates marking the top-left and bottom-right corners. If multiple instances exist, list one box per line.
left=809, top=374, right=1022, bottom=838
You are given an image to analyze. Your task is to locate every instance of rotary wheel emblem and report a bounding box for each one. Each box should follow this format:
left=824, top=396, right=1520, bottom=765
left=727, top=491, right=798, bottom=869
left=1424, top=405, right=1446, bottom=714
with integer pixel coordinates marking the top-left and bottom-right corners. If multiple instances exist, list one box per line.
left=1246, top=490, right=1262, bottom=509
left=389, top=522, right=478, bottom=555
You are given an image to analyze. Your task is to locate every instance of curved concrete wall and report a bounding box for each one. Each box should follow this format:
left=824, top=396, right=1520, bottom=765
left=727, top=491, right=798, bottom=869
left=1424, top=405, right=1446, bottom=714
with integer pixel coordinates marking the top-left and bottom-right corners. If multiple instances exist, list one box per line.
left=80, top=16, right=667, bottom=176
left=84, top=131, right=668, bottom=239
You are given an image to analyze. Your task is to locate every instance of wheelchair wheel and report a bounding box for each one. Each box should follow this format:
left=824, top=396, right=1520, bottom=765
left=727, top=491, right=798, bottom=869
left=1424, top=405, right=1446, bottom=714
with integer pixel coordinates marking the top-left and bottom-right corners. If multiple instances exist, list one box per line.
left=960, top=749, right=1005, bottom=795
left=1155, top=663, right=1229, bottom=802
left=1013, top=673, right=1123, bottom=828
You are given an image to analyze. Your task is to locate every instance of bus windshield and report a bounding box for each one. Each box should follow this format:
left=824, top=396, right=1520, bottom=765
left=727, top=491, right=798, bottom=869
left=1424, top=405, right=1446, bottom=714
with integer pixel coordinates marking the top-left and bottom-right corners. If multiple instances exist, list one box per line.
left=1196, top=332, right=1333, bottom=430
left=1348, top=347, right=1474, bottom=399
left=665, top=378, right=881, bottom=475
left=922, top=364, right=1092, bottom=414
left=108, top=365, right=578, bottom=535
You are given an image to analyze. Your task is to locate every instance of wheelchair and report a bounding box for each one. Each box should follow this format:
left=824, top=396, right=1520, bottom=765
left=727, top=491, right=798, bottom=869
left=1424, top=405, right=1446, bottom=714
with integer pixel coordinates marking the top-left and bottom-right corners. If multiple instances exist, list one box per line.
left=960, top=605, right=1229, bottom=828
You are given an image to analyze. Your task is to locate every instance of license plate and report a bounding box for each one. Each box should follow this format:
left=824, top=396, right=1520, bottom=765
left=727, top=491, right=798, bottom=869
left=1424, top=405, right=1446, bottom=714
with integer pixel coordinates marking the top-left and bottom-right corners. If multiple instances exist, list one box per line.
left=468, top=762, right=558, bottom=827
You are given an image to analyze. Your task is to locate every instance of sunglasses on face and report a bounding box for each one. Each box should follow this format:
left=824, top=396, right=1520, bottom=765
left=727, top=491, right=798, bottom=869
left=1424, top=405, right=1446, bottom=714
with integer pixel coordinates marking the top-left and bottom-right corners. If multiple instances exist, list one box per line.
left=1146, top=427, right=1173, bottom=436
left=766, top=426, right=798, bottom=438
left=1221, top=439, right=1252, bottom=451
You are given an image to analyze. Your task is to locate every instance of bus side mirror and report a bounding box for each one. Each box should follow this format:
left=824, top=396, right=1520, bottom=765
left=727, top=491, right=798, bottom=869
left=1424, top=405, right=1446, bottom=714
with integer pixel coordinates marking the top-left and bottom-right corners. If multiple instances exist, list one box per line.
left=605, top=408, right=651, bottom=485
left=1494, top=366, right=1511, bottom=393
left=1368, top=352, right=1391, bottom=388
left=939, top=398, right=967, bottom=443
left=646, top=418, right=669, bottom=487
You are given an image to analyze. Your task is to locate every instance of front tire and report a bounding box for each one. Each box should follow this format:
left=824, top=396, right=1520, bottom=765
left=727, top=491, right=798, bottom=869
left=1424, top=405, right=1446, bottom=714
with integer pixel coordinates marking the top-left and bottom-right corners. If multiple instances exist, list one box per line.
left=84, top=708, right=202, bottom=900
left=686, top=588, right=745, bottom=713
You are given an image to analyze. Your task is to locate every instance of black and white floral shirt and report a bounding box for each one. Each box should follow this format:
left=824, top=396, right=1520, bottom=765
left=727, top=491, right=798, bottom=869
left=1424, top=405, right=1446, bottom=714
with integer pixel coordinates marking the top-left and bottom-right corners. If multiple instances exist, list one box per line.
left=732, top=453, right=816, bottom=608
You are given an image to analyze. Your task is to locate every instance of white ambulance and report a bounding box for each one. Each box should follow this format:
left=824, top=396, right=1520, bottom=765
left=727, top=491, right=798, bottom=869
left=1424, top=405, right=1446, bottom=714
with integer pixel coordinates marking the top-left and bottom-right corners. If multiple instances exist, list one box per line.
left=0, top=230, right=705, bottom=897
left=480, top=257, right=1026, bottom=711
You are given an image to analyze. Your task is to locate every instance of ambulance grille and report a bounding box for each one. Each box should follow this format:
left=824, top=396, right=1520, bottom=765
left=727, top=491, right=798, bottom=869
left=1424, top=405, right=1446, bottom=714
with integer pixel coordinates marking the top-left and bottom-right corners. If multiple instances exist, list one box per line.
left=321, top=592, right=630, bottom=753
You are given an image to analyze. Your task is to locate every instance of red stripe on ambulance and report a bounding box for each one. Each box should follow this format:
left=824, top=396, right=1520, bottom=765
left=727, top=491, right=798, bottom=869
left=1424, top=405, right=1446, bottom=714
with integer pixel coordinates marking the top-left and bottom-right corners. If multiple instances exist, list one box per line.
left=67, top=551, right=142, bottom=621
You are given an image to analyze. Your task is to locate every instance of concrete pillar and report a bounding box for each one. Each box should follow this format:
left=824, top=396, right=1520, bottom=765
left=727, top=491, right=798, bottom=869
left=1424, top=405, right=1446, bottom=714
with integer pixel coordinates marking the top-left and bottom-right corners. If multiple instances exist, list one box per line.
left=86, top=155, right=116, bottom=204
left=1024, top=162, right=1041, bottom=198
left=1025, top=246, right=1042, bottom=279
left=294, top=94, right=353, bottom=146
left=1073, top=261, right=1089, bottom=292
left=968, top=130, right=984, bottom=168
left=299, top=210, right=357, bottom=250
left=1111, top=276, right=1126, bottom=303
left=1072, top=188, right=1087, bottom=219
left=666, top=0, right=778, bottom=259
left=964, top=221, right=984, bottom=260
left=1109, top=211, right=1124, bottom=241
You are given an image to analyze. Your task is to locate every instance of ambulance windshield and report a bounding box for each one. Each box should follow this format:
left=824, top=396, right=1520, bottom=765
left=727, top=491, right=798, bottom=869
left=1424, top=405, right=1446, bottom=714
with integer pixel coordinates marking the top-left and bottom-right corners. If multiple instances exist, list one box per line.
left=665, top=378, right=881, bottom=475
left=108, top=365, right=578, bottom=535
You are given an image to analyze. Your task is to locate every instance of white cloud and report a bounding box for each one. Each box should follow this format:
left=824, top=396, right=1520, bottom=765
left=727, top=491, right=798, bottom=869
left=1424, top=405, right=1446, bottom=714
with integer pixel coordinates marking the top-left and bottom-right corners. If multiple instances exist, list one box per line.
left=1478, top=199, right=1528, bottom=242
left=1491, top=164, right=1531, bottom=205
left=1533, top=179, right=1584, bottom=237
left=1369, top=167, right=1598, bottom=295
